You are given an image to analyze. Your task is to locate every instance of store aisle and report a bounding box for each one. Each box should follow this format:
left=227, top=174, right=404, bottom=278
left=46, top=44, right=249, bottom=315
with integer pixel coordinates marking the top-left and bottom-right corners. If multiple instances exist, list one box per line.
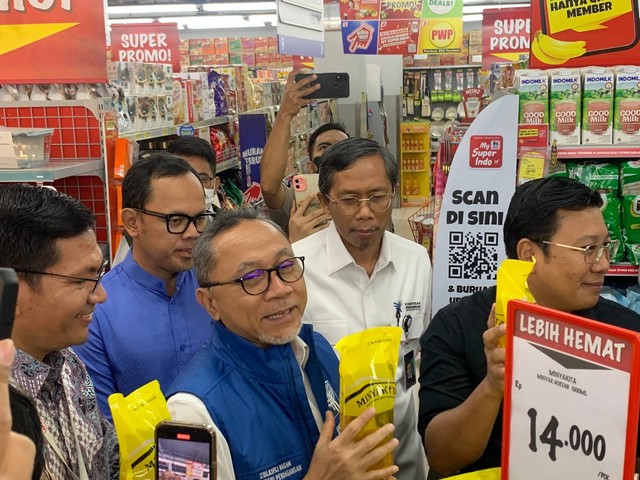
left=392, top=206, right=422, bottom=242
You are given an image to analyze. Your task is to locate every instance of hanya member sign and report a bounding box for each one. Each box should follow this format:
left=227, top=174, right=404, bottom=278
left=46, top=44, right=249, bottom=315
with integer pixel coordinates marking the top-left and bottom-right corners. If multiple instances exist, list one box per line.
left=502, top=300, right=640, bottom=480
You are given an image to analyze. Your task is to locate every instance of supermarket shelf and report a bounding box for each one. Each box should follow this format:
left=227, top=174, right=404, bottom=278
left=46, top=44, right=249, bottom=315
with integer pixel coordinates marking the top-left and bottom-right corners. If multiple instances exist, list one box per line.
left=120, top=116, right=231, bottom=141
left=217, top=157, right=240, bottom=173
left=404, top=65, right=481, bottom=70
left=557, top=145, right=640, bottom=160
left=606, top=264, right=639, bottom=277
left=0, top=158, right=104, bottom=183
left=402, top=169, right=429, bottom=173
left=402, top=150, right=430, bottom=154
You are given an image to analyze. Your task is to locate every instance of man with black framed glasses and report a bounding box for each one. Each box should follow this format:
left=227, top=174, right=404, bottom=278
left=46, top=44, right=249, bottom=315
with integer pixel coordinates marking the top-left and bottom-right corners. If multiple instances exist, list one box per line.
left=292, top=137, right=432, bottom=480
left=75, top=153, right=214, bottom=419
left=166, top=208, right=400, bottom=480
left=0, top=184, right=119, bottom=479
left=419, top=176, right=640, bottom=478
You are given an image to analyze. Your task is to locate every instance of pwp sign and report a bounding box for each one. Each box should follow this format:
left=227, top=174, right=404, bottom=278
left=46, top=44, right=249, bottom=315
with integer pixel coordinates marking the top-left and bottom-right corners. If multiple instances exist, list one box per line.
left=110, top=23, right=180, bottom=72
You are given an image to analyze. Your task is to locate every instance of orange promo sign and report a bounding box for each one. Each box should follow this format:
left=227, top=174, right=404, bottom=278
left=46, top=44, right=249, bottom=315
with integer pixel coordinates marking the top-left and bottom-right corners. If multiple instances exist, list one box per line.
left=0, top=0, right=107, bottom=84
left=110, top=23, right=181, bottom=73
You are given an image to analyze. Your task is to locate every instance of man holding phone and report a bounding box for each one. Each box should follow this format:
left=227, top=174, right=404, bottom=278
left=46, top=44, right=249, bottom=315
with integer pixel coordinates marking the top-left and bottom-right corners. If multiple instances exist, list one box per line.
left=260, top=70, right=349, bottom=242
left=166, top=209, right=399, bottom=480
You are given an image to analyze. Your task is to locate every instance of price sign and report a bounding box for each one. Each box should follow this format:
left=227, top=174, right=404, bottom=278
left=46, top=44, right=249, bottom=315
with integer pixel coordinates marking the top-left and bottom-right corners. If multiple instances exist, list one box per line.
left=502, top=301, right=640, bottom=480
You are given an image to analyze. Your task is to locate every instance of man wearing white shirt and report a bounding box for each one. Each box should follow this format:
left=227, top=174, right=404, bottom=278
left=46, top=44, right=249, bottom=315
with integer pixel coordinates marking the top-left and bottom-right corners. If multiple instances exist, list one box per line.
left=166, top=209, right=399, bottom=480
left=293, top=138, right=432, bottom=480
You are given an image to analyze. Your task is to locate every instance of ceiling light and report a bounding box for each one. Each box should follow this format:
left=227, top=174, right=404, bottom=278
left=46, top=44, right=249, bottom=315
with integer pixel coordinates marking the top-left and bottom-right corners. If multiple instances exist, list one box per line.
left=201, top=2, right=277, bottom=13
left=107, top=4, right=198, bottom=15
left=109, top=18, right=155, bottom=25
left=462, top=14, right=484, bottom=22
left=159, top=14, right=278, bottom=30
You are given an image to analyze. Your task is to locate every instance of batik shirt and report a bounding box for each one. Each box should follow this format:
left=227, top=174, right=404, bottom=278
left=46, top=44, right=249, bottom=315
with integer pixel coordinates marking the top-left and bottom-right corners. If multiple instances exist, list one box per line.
left=11, top=348, right=119, bottom=480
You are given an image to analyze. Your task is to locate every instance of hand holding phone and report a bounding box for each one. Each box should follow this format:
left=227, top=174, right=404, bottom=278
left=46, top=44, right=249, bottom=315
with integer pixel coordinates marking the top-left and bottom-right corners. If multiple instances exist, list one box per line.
left=292, top=174, right=322, bottom=215
left=0, top=269, right=18, bottom=341
left=155, top=420, right=216, bottom=480
left=294, top=73, right=350, bottom=99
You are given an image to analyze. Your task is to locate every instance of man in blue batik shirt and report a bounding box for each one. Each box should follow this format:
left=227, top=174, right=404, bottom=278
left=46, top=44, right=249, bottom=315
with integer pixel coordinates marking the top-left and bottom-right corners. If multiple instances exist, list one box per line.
left=76, top=153, right=214, bottom=418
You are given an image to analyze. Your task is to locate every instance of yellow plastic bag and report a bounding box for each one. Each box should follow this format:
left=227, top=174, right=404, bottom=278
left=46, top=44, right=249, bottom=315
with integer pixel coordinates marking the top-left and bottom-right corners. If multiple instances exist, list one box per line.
left=444, top=467, right=501, bottom=479
left=495, top=259, right=536, bottom=346
left=109, top=380, right=171, bottom=480
left=335, top=326, right=402, bottom=470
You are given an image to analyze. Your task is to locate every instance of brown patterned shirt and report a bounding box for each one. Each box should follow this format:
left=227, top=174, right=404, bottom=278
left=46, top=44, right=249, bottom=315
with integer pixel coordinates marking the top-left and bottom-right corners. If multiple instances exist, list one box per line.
left=11, top=348, right=119, bottom=480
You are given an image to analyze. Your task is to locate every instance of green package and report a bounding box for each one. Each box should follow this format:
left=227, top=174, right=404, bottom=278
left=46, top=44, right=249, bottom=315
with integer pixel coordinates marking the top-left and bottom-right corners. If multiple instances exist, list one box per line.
left=622, top=195, right=640, bottom=244
left=567, top=162, right=619, bottom=195
left=600, top=193, right=625, bottom=263
left=625, top=243, right=640, bottom=265
left=620, top=160, right=640, bottom=196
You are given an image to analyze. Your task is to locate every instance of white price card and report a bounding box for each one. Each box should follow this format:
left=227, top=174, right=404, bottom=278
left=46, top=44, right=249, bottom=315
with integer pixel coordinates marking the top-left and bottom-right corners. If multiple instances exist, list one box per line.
left=0, top=131, right=18, bottom=169
left=503, top=300, right=640, bottom=480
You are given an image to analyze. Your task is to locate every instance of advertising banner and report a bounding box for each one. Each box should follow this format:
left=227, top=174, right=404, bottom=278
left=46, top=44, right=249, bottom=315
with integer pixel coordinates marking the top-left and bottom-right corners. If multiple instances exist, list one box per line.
left=529, top=0, right=640, bottom=68
left=431, top=95, right=518, bottom=316
left=238, top=114, right=267, bottom=190
left=110, top=23, right=181, bottom=73
left=482, top=8, right=531, bottom=69
left=340, top=0, right=462, bottom=54
left=503, top=300, right=640, bottom=480
left=0, top=0, right=107, bottom=84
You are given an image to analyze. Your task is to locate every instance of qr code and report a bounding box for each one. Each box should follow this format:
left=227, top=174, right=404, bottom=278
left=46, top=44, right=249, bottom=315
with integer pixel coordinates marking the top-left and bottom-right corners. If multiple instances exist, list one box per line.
left=448, top=231, right=499, bottom=280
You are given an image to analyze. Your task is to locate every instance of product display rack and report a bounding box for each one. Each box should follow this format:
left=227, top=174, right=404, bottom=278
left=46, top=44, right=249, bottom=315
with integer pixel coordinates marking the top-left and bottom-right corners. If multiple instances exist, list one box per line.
left=400, top=122, right=431, bottom=207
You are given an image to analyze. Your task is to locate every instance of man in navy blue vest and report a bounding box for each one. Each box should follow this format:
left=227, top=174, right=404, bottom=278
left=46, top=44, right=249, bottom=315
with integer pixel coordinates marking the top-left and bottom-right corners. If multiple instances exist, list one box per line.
left=167, top=209, right=399, bottom=480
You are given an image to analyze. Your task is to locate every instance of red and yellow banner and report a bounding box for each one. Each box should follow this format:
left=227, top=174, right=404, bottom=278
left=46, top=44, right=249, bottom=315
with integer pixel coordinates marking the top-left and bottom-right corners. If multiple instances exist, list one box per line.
left=482, top=8, right=531, bottom=69
left=110, top=23, right=181, bottom=73
left=529, top=0, right=640, bottom=68
left=0, top=0, right=107, bottom=84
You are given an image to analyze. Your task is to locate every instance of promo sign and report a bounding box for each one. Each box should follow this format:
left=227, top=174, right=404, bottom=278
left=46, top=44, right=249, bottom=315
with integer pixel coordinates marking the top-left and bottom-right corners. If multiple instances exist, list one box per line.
left=277, top=0, right=325, bottom=57
left=110, top=23, right=180, bottom=73
left=418, top=0, right=464, bottom=54
left=238, top=114, right=267, bottom=189
left=0, top=0, right=107, bottom=83
left=482, top=8, right=531, bottom=70
left=503, top=300, right=640, bottom=480
left=529, top=0, right=640, bottom=68
left=431, top=95, right=518, bottom=316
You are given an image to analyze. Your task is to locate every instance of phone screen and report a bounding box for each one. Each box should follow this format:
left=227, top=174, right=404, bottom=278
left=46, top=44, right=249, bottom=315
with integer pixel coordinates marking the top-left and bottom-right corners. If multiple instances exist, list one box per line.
left=0, top=269, right=19, bottom=341
left=156, top=425, right=215, bottom=480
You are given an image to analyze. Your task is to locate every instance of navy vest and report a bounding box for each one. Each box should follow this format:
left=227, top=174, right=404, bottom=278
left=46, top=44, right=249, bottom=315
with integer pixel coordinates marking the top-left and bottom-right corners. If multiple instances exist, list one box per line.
left=166, top=322, right=340, bottom=480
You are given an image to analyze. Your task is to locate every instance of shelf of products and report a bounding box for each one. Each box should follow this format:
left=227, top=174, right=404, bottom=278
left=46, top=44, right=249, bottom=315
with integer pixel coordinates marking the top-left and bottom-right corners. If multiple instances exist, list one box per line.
left=400, top=122, right=431, bottom=207
left=557, top=145, right=640, bottom=160
left=0, top=159, right=104, bottom=183
left=606, top=264, right=639, bottom=277
left=119, top=115, right=231, bottom=142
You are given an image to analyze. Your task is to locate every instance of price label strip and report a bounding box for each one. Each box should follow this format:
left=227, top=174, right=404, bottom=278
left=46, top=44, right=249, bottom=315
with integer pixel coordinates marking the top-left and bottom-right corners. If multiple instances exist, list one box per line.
left=503, top=300, right=640, bottom=480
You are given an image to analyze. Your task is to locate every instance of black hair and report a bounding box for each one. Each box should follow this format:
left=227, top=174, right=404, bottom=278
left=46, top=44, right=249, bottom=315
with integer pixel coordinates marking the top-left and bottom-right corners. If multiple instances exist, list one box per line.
left=307, top=122, right=348, bottom=160
left=503, top=176, right=603, bottom=259
left=0, top=184, right=95, bottom=287
left=168, top=136, right=217, bottom=176
left=10, top=386, right=44, bottom=480
left=193, top=208, right=285, bottom=286
left=122, top=152, right=201, bottom=209
left=318, top=137, right=398, bottom=195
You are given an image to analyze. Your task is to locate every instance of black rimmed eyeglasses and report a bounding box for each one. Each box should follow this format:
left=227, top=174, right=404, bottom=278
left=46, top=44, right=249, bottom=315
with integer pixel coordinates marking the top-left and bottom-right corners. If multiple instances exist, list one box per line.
left=200, top=257, right=305, bottom=296
left=14, top=259, right=108, bottom=295
left=134, top=208, right=215, bottom=234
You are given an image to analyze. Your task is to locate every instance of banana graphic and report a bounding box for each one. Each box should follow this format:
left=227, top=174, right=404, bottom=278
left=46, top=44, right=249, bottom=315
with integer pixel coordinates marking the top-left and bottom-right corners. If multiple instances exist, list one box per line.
left=532, top=30, right=587, bottom=65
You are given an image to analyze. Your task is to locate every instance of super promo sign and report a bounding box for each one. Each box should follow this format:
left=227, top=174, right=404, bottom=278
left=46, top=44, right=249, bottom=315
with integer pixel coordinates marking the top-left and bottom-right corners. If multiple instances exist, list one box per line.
left=0, top=0, right=71, bottom=11
left=110, top=23, right=181, bottom=72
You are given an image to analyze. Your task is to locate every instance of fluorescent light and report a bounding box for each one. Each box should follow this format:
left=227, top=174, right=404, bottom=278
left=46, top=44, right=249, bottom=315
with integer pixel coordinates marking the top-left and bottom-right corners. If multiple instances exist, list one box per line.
left=463, top=3, right=529, bottom=13
left=463, top=14, right=484, bottom=22
left=160, top=14, right=278, bottom=30
left=109, top=18, right=155, bottom=25
left=202, top=2, right=277, bottom=13
left=108, top=4, right=197, bottom=15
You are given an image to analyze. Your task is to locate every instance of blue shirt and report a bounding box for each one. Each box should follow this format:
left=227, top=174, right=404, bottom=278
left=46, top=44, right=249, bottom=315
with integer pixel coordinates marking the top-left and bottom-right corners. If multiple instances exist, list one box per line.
left=75, top=252, right=212, bottom=419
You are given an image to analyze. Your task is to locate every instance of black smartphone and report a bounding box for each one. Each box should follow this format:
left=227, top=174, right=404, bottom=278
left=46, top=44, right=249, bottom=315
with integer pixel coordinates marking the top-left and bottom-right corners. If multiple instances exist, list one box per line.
left=155, top=420, right=216, bottom=480
left=0, top=268, right=18, bottom=341
left=295, top=72, right=350, bottom=99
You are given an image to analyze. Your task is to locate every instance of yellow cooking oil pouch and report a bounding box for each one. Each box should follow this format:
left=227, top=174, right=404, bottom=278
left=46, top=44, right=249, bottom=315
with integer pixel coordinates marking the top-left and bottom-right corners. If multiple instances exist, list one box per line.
left=335, top=326, right=402, bottom=470
left=495, top=258, right=536, bottom=346
left=109, top=380, right=170, bottom=480
left=444, top=467, right=501, bottom=479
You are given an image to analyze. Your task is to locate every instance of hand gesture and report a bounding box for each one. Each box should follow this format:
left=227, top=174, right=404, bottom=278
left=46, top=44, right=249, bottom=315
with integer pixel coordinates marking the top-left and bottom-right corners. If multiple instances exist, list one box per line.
left=482, top=304, right=506, bottom=398
left=289, top=195, right=330, bottom=243
left=279, top=70, right=321, bottom=119
left=305, top=409, right=399, bottom=480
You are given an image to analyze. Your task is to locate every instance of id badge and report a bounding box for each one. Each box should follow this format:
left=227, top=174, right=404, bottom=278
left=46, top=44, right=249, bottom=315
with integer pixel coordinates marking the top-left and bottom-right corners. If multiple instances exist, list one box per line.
left=403, top=350, right=416, bottom=389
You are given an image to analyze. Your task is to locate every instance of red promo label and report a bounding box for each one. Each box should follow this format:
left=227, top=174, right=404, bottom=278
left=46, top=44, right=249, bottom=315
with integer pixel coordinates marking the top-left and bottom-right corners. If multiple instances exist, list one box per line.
left=377, top=19, right=420, bottom=55
left=469, top=135, right=503, bottom=168
left=0, top=0, right=107, bottom=83
left=482, top=8, right=531, bottom=70
left=110, top=23, right=181, bottom=73
left=380, top=0, right=424, bottom=20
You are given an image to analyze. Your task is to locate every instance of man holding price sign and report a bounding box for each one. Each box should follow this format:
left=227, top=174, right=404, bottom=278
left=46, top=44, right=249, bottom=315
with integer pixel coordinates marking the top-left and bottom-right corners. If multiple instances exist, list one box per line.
left=418, top=177, right=640, bottom=478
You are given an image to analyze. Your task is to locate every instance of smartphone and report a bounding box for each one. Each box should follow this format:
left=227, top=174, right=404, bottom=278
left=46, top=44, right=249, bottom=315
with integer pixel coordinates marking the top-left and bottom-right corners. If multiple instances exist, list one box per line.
left=295, top=73, right=350, bottom=99
left=155, top=420, right=216, bottom=480
left=293, top=174, right=322, bottom=215
left=0, top=268, right=18, bottom=341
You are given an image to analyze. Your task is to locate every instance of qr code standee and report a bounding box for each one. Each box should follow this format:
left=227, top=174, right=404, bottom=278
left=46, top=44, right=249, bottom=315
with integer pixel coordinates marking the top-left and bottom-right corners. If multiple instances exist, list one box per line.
left=448, top=231, right=499, bottom=280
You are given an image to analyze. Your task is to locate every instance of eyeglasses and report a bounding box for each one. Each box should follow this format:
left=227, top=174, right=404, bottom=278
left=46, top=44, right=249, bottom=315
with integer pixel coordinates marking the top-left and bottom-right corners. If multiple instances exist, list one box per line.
left=541, top=240, right=619, bottom=264
left=198, top=174, right=215, bottom=188
left=134, top=208, right=214, bottom=234
left=325, top=192, right=394, bottom=215
left=201, top=256, right=305, bottom=296
left=14, top=259, right=108, bottom=295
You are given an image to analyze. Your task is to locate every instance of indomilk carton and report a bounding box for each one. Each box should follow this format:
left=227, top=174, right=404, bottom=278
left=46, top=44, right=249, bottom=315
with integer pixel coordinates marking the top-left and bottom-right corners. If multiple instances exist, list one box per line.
left=614, top=66, right=640, bottom=144
left=516, top=69, right=549, bottom=125
left=582, top=67, right=614, bottom=144
left=549, top=69, right=581, bottom=145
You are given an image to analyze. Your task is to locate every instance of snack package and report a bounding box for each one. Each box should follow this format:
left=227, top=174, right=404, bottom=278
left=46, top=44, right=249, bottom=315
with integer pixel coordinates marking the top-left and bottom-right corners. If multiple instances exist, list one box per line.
left=335, top=327, right=402, bottom=470
left=620, top=160, right=640, bottom=196
left=495, top=259, right=536, bottom=346
left=566, top=162, right=619, bottom=195
left=109, top=380, right=171, bottom=480
left=625, top=243, right=640, bottom=265
left=622, top=195, right=640, bottom=244
left=600, top=193, right=625, bottom=263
